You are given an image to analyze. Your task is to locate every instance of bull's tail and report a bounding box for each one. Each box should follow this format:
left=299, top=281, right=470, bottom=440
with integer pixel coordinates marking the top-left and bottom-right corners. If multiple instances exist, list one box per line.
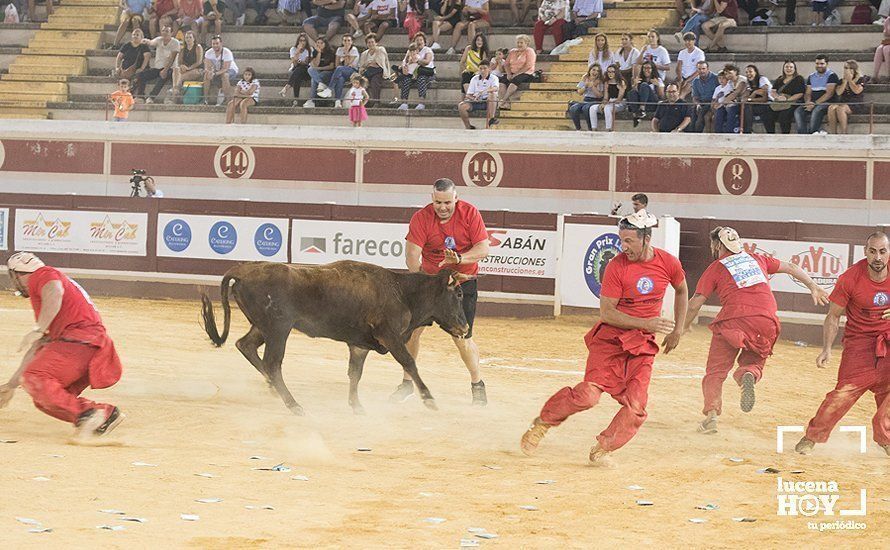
left=202, top=273, right=235, bottom=347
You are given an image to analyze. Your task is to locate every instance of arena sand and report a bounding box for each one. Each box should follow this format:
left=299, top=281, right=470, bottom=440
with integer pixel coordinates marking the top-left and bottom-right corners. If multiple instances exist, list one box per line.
left=0, top=294, right=887, bottom=549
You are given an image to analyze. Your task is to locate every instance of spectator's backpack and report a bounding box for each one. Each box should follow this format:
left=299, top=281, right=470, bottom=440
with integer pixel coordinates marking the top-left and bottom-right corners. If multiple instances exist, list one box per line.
left=850, top=4, right=872, bottom=24
left=750, top=9, right=777, bottom=26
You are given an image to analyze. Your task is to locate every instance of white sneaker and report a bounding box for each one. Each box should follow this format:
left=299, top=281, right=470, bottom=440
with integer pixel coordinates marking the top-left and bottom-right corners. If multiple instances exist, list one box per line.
left=317, top=87, right=333, bottom=98
left=445, top=47, right=455, bottom=55
left=430, top=42, right=441, bottom=50
left=145, top=97, right=154, bottom=104
left=334, top=99, right=342, bottom=108
left=236, top=13, right=246, bottom=26
left=673, top=31, right=683, bottom=43
left=813, top=130, right=827, bottom=135
left=829, top=9, right=841, bottom=25
left=303, top=99, right=316, bottom=108
left=397, top=103, right=409, bottom=110
left=415, top=103, right=425, bottom=110
left=875, top=17, right=887, bottom=25
left=353, top=29, right=363, bottom=38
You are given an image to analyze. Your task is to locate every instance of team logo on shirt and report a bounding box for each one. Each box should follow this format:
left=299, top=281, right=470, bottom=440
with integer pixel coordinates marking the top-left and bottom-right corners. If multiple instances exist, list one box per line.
left=444, top=236, right=457, bottom=250
left=636, top=276, right=654, bottom=295
left=874, top=292, right=889, bottom=307
left=583, top=232, right=621, bottom=298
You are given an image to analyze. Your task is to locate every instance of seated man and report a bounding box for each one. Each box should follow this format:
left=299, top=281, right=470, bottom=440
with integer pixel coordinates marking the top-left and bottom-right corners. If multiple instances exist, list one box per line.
left=458, top=63, right=499, bottom=129
left=363, top=0, right=398, bottom=40
left=651, top=83, right=692, bottom=132
left=568, top=0, right=602, bottom=39
left=114, top=0, right=152, bottom=47
left=203, top=35, right=239, bottom=104
left=132, top=25, right=181, bottom=102
left=690, top=60, right=718, bottom=132
left=303, top=0, right=346, bottom=41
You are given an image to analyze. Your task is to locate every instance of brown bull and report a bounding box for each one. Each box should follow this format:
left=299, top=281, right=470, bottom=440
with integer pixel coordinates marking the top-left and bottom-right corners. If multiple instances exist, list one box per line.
left=201, top=260, right=470, bottom=414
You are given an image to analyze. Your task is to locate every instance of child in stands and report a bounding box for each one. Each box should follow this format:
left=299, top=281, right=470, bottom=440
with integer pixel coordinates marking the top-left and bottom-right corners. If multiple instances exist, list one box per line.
left=109, top=79, right=135, bottom=121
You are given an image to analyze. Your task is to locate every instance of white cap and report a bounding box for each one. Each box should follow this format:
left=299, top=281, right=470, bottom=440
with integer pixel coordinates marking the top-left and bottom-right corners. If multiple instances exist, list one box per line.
left=620, top=209, right=658, bottom=229
left=7, top=252, right=45, bottom=273
left=716, top=227, right=743, bottom=254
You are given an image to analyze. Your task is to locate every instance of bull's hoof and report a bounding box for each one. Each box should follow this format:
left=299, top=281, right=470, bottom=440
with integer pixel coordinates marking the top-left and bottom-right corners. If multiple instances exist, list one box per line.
left=422, top=398, right=438, bottom=411
left=351, top=403, right=366, bottom=415
left=288, top=404, right=305, bottom=416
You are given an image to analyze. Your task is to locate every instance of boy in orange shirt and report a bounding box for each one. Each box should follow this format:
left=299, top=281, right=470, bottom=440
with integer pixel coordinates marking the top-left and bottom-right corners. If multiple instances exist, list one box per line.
left=109, top=79, right=135, bottom=121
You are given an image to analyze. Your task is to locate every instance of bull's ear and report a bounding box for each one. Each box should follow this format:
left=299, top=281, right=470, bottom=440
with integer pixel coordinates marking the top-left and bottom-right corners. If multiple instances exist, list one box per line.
left=448, top=272, right=472, bottom=287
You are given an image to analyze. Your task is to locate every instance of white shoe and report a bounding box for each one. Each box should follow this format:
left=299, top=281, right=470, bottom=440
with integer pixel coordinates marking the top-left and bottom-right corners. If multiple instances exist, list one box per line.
left=813, top=130, right=827, bottom=135
left=673, top=31, right=683, bottom=43
left=334, top=99, right=342, bottom=108
left=397, top=103, right=409, bottom=110
left=430, top=42, right=441, bottom=50
left=415, top=103, right=425, bottom=110
left=317, top=82, right=328, bottom=92
left=303, top=99, right=316, bottom=108
left=353, top=29, right=363, bottom=38
left=445, top=47, right=455, bottom=55
left=317, top=87, right=333, bottom=98
left=145, top=97, right=154, bottom=104
left=875, top=17, right=887, bottom=25
left=236, top=13, right=245, bottom=26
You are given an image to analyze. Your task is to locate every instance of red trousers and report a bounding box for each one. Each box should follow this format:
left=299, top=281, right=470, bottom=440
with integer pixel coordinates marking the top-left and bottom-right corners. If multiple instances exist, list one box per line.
left=805, top=339, right=890, bottom=446
left=21, top=341, right=116, bottom=424
left=540, top=324, right=657, bottom=452
left=533, top=19, right=567, bottom=52
left=702, top=316, right=779, bottom=415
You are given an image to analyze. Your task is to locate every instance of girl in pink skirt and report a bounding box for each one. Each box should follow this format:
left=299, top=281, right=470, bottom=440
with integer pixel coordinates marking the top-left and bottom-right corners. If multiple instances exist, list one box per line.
left=347, top=74, right=369, bottom=127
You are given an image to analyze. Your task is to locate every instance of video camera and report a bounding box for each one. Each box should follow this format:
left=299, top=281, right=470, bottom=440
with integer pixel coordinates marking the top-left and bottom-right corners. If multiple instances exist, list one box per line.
left=129, top=168, right=154, bottom=197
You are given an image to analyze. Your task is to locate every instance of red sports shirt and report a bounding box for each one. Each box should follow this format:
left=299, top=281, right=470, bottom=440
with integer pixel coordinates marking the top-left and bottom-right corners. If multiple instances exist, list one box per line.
left=829, top=259, right=890, bottom=344
left=600, top=248, right=686, bottom=322
left=27, top=267, right=107, bottom=344
left=695, top=252, right=781, bottom=323
left=405, top=200, right=488, bottom=276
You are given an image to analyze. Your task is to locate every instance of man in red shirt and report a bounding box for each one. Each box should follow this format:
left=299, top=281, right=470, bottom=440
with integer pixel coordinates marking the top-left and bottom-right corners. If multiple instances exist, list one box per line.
left=796, top=232, right=890, bottom=456
left=521, top=210, right=688, bottom=463
left=0, top=252, right=124, bottom=440
left=390, top=178, right=491, bottom=405
left=684, top=227, right=829, bottom=434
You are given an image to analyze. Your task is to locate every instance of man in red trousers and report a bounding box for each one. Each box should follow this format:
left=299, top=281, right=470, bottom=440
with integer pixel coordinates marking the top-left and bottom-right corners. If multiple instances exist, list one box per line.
left=0, top=252, right=124, bottom=439
left=520, top=210, right=688, bottom=463
left=796, top=232, right=890, bottom=456
left=684, top=227, right=829, bottom=434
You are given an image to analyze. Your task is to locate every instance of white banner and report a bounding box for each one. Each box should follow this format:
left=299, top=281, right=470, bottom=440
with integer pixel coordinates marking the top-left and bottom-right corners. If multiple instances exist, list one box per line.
left=291, top=219, right=558, bottom=278
left=15, top=209, right=147, bottom=256
left=741, top=239, right=850, bottom=293
left=157, top=214, right=288, bottom=262
left=0, top=208, right=8, bottom=251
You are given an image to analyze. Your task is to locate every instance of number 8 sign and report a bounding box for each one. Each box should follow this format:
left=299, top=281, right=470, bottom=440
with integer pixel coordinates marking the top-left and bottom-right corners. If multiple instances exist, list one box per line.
left=214, top=144, right=256, bottom=179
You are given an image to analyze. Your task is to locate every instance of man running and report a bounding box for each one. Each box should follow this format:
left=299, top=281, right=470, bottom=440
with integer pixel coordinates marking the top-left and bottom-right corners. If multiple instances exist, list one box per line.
left=796, top=232, right=890, bottom=456
left=0, top=252, right=124, bottom=439
left=684, top=227, right=829, bottom=434
left=389, top=178, right=491, bottom=405
left=520, top=210, right=688, bottom=463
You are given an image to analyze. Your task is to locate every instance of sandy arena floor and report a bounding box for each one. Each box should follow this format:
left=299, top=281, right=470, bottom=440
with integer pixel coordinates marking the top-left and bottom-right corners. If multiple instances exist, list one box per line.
left=0, top=293, right=887, bottom=548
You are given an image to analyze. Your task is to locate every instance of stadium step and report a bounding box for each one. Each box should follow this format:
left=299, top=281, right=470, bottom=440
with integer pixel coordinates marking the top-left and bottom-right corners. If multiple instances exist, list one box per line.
left=46, top=14, right=119, bottom=26
left=54, top=6, right=119, bottom=16
left=1, top=73, right=69, bottom=82
left=62, top=0, right=120, bottom=5
left=0, top=107, right=50, bottom=118
left=0, top=81, right=67, bottom=95
left=22, top=47, right=89, bottom=56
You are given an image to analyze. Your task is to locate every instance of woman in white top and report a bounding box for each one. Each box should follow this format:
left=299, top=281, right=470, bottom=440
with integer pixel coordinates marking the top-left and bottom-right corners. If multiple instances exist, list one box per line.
left=587, top=33, right=615, bottom=72
left=278, top=32, right=312, bottom=105
left=589, top=63, right=626, bottom=131
left=452, top=0, right=490, bottom=55
left=615, top=32, right=640, bottom=85
left=740, top=63, right=770, bottom=133
left=396, top=32, right=436, bottom=110
left=226, top=67, right=259, bottom=124
left=636, top=29, right=670, bottom=81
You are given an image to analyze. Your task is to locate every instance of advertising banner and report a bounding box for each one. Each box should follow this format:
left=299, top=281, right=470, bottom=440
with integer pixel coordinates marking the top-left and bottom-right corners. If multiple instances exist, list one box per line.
left=741, top=239, right=850, bottom=293
left=15, top=208, right=147, bottom=256
left=157, top=214, right=288, bottom=262
left=559, top=224, right=623, bottom=308
left=0, top=208, right=7, bottom=251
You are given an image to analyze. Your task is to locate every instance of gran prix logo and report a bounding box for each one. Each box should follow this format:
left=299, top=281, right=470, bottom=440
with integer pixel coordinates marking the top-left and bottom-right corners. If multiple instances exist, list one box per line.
left=874, top=292, right=889, bottom=307
left=636, top=276, right=654, bottom=294
left=20, top=213, right=71, bottom=239
left=89, top=216, right=138, bottom=242
left=583, top=233, right=621, bottom=298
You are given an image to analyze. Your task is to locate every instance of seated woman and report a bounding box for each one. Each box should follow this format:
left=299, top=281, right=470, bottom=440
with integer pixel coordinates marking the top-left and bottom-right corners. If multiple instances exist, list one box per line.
left=533, top=0, right=569, bottom=55
left=304, top=37, right=337, bottom=108
left=396, top=32, right=436, bottom=110
left=589, top=63, right=626, bottom=131
left=567, top=64, right=604, bottom=131
left=627, top=60, right=664, bottom=125
left=278, top=33, right=313, bottom=107
left=740, top=64, right=770, bottom=133
left=763, top=60, right=804, bottom=134
left=226, top=67, right=259, bottom=123
left=460, top=33, right=489, bottom=92
left=430, top=0, right=464, bottom=52
left=827, top=59, right=865, bottom=134
left=455, top=0, right=490, bottom=55
left=358, top=33, right=391, bottom=105
left=499, top=34, right=536, bottom=110
left=171, top=30, right=204, bottom=103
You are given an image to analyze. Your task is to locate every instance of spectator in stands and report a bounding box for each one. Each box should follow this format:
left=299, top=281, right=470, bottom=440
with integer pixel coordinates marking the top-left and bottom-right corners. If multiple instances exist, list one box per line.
left=133, top=25, right=181, bottom=103
left=737, top=0, right=758, bottom=24
left=304, top=36, right=336, bottom=107
left=499, top=34, right=536, bottom=110
left=690, top=60, right=718, bottom=132
left=26, top=0, right=52, bottom=23
left=203, top=35, right=239, bottom=104
left=714, top=63, right=745, bottom=132
left=676, top=32, right=705, bottom=99
left=396, top=32, right=436, bottom=110
left=114, top=0, right=152, bottom=47
left=568, top=0, right=602, bottom=38
left=403, top=0, right=429, bottom=40
left=114, top=28, right=151, bottom=82
left=460, top=33, right=490, bottom=92
left=346, top=0, right=372, bottom=38
left=739, top=63, right=770, bottom=133
left=278, top=32, right=312, bottom=105
left=533, top=0, right=568, bottom=54
left=628, top=60, right=664, bottom=125
left=150, top=0, right=179, bottom=38
left=589, top=63, right=626, bottom=131
left=109, top=78, right=135, bottom=121
left=615, top=32, right=640, bottom=85
left=175, top=0, right=203, bottom=37
left=364, top=0, right=397, bottom=39
left=510, top=0, right=533, bottom=26
left=588, top=33, right=615, bottom=72
left=827, top=60, right=865, bottom=134
left=710, top=69, right=730, bottom=130
left=490, top=47, right=508, bottom=81
left=303, top=0, right=346, bottom=41
left=637, top=30, right=670, bottom=80
left=810, top=0, right=841, bottom=26
left=455, top=0, right=490, bottom=55
left=568, top=63, right=604, bottom=130
left=358, top=33, right=391, bottom=104
left=610, top=192, right=648, bottom=216
left=226, top=67, right=259, bottom=123
left=269, top=0, right=303, bottom=26
left=170, top=30, right=203, bottom=102
left=200, top=0, right=225, bottom=45
left=458, top=63, right=499, bottom=128
left=794, top=54, right=838, bottom=134
left=701, top=0, right=736, bottom=53
left=764, top=60, right=804, bottom=134
left=652, top=83, right=692, bottom=132
left=430, top=0, right=464, bottom=51
left=876, top=0, right=889, bottom=25
left=874, top=14, right=890, bottom=83
left=675, top=0, right=712, bottom=45
left=329, top=33, right=361, bottom=107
